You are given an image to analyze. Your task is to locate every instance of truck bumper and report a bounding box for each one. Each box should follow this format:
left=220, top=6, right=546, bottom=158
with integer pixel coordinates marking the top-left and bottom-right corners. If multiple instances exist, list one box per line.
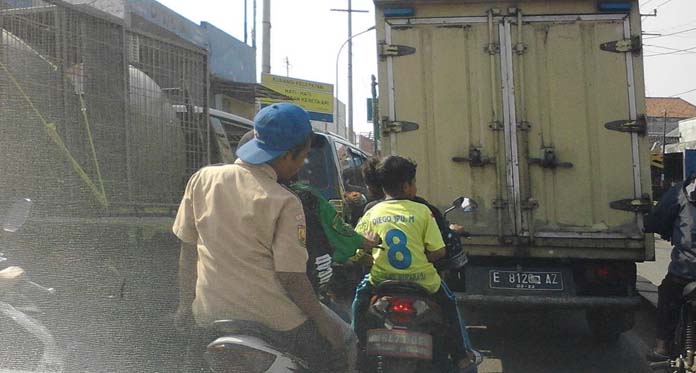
left=455, top=293, right=643, bottom=309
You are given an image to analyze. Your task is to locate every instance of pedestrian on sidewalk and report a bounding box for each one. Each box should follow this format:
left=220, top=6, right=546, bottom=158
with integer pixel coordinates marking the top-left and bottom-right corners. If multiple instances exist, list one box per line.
left=644, top=173, right=696, bottom=360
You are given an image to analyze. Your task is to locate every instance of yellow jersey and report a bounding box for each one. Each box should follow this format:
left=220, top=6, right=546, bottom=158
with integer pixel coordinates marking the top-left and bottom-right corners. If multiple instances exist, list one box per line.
left=355, top=199, right=445, bottom=293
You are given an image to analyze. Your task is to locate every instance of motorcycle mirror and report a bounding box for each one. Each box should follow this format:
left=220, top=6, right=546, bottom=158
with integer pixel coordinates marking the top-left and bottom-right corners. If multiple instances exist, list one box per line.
left=460, top=198, right=478, bottom=213
left=3, top=198, right=33, bottom=233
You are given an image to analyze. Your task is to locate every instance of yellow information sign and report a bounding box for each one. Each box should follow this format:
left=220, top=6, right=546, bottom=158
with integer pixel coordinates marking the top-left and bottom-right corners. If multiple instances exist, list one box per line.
left=260, top=73, right=334, bottom=122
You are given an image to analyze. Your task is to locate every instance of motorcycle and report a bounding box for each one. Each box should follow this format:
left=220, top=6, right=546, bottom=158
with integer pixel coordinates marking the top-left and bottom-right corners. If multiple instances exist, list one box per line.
left=651, top=281, right=696, bottom=373
left=0, top=198, right=63, bottom=372
left=360, top=197, right=482, bottom=373
left=204, top=302, right=355, bottom=372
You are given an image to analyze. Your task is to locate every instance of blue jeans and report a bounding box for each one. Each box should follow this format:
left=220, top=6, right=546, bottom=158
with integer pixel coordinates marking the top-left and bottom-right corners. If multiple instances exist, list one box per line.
left=351, top=276, right=473, bottom=363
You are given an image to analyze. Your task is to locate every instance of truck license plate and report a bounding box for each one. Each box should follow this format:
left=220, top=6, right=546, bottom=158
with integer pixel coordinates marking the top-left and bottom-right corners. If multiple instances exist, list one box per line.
left=489, top=270, right=563, bottom=291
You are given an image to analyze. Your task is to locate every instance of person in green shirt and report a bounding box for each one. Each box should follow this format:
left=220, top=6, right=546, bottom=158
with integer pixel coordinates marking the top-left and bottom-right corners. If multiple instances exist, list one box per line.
left=352, top=155, right=479, bottom=372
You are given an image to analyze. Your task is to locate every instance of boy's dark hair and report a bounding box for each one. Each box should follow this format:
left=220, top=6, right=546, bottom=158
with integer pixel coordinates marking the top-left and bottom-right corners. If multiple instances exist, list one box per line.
left=377, top=156, right=417, bottom=196
left=362, top=157, right=381, bottom=190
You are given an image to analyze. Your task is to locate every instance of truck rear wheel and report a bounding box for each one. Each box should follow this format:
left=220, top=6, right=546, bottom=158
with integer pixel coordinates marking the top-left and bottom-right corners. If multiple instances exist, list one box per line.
left=585, top=309, right=635, bottom=342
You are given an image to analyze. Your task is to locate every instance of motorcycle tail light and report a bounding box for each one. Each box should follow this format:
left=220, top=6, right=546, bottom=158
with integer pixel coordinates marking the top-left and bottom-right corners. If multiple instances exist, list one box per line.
left=390, top=298, right=414, bottom=314
left=388, top=297, right=417, bottom=325
left=206, top=343, right=276, bottom=372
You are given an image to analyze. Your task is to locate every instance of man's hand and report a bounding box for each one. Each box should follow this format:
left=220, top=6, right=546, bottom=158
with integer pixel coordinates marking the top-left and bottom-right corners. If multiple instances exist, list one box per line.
left=277, top=272, right=347, bottom=352
left=315, top=312, right=347, bottom=351
left=360, top=231, right=382, bottom=249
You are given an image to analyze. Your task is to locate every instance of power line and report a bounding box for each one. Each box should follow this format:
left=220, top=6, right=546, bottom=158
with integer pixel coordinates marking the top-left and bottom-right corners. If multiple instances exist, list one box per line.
left=644, top=26, right=696, bottom=39
left=669, top=87, right=696, bottom=97
left=644, top=44, right=696, bottom=56
left=654, top=0, right=676, bottom=8
left=644, top=44, right=696, bottom=53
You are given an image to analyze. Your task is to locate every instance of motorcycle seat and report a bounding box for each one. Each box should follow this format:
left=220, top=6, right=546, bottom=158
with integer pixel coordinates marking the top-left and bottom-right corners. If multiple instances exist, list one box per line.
left=683, top=281, right=696, bottom=301
left=373, top=280, right=432, bottom=298
left=212, top=320, right=279, bottom=344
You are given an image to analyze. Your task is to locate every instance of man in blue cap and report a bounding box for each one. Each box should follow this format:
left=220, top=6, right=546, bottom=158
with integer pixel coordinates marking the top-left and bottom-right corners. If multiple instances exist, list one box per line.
left=173, top=103, right=347, bottom=371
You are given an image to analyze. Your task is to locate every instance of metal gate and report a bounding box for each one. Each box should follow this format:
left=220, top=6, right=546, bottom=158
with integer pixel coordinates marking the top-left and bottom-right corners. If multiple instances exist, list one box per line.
left=0, top=0, right=209, bottom=215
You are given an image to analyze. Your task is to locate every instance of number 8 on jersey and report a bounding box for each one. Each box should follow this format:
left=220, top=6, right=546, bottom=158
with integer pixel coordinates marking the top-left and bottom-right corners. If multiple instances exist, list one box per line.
left=385, top=229, right=411, bottom=269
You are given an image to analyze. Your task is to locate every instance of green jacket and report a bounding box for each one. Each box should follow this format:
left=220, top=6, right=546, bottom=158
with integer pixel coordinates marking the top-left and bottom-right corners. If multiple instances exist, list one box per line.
left=290, top=183, right=364, bottom=263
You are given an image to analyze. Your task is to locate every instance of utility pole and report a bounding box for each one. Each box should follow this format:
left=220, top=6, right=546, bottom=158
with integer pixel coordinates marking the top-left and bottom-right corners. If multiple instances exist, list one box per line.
left=244, top=0, right=248, bottom=44
left=252, top=0, right=257, bottom=49
left=662, top=110, right=668, bottom=189
left=284, top=56, right=290, bottom=77
left=262, top=0, right=271, bottom=74
left=331, top=2, right=368, bottom=144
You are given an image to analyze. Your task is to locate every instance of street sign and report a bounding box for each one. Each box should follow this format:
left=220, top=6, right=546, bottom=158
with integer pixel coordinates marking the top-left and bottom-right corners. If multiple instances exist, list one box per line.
left=260, top=73, right=334, bottom=122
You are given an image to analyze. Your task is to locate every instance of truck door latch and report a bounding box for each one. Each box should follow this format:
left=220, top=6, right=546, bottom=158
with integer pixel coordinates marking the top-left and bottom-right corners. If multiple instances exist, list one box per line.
left=599, top=35, right=641, bottom=54
left=605, top=115, right=647, bottom=135
left=452, top=147, right=495, bottom=167
left=378, top=42, right=416, bottom=60
left=609, top=195, right=652, bottom=213
left=528, top=148, right=573, bottom=169
left=381, top=118, right=420, bottom=134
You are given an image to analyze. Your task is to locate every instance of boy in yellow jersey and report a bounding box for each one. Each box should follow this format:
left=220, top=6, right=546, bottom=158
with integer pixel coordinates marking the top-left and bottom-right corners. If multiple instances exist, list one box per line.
left=352, top=155, right=478, bottom=372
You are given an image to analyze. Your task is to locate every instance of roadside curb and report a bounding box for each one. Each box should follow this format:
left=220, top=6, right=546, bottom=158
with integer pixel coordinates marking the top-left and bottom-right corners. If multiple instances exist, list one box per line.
left=637, top=275, right=658, bottom=308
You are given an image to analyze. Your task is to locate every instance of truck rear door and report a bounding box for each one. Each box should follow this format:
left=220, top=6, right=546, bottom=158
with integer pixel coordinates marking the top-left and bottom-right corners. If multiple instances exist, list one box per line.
left=507, top=14, right=650, bottom=243
left=381, top=15, right=513, bottom=238
left=381, top=10, right=651, bottom=257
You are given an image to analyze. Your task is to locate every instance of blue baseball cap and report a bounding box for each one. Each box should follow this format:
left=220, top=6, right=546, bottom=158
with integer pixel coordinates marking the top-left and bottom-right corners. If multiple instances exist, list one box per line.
left=236, top=103, right=313, bottom=164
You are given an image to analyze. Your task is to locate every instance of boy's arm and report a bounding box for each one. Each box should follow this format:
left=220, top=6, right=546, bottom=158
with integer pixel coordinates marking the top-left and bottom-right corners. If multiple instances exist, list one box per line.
left=423, top=207, right=447, bottom=263
left=426, top=247, right=446, bottom=263
left=349, top=214, right=375, bottom=263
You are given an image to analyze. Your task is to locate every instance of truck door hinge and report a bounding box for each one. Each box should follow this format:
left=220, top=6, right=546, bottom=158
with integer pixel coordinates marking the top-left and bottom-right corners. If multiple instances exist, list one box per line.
left=452, top=147, right=495, bottom=167
left=514, top=42, right=527, bottom=55
left=485, top=43, right=500, bottom=55
left=381, top=117, right=419, bottom=134
left=521, top=198, right=539, bottom=210
left=600, top=35, right=641, bottom=54
left=492, top=199, right=509, bottom=209
left=529, top=148, right=573, bottom=169
left=609, top=195, right=652, bottom=213
left=379, top=42, right=416, bottom=60
left=605, top=115, right=647, bottom=135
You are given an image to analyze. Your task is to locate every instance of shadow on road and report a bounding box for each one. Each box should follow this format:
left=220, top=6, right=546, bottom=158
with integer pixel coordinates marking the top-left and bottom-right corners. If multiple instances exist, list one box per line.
left=465, top=302, right=656, bottom=373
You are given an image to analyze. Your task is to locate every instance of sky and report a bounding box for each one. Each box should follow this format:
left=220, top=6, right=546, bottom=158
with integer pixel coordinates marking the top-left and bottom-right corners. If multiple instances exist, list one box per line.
left=156, top=0, right=696, bottom=135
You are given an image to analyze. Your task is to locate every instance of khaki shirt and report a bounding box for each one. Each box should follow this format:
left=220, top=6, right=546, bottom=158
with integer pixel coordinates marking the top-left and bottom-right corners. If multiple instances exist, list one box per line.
left=173, top=159, right=309, bottom=331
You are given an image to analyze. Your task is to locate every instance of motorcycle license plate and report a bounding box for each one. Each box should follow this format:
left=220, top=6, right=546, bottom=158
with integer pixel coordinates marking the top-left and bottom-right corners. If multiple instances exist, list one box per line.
left=489, top=270, right=563, bottom=291
left=366, top=329, right=432, bottom=359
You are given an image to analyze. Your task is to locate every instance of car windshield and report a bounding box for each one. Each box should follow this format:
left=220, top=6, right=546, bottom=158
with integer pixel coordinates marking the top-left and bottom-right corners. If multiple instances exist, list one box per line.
left=296, top=135, right=341, bottom=200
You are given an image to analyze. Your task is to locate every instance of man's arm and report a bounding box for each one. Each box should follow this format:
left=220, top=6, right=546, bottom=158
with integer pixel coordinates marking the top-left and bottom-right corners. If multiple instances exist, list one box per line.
left=175, top=242, right=197, bottom=330
left=276, top=272, right=344, bottom=350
